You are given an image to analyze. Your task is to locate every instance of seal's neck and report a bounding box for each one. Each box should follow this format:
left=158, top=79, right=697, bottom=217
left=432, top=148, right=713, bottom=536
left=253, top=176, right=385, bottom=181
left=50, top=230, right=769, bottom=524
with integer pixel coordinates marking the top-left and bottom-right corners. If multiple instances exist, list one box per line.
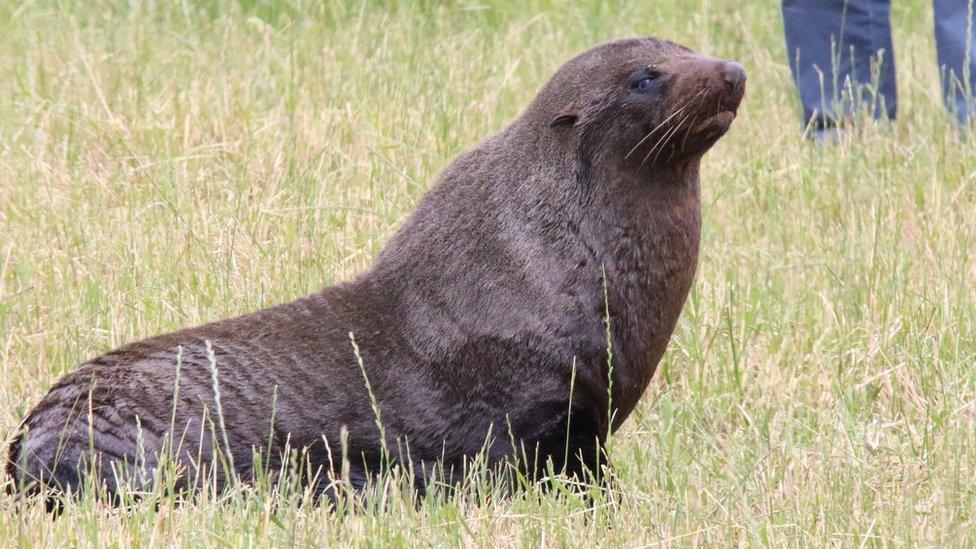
left=581, top=157, right=702, bottom=281
left=573, top=157, right=703, bottom=428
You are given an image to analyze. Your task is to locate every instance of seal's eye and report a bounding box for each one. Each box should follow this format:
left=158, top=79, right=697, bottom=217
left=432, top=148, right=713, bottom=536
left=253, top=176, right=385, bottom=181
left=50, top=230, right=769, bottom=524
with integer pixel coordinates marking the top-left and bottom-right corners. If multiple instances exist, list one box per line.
left=630, top=69, right=661, bottom=93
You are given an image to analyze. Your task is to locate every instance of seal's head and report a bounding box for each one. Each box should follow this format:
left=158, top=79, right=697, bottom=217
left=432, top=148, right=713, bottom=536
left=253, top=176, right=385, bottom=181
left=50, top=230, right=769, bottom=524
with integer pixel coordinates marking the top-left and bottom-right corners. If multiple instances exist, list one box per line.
left=532, top=37, right=745, bottom=172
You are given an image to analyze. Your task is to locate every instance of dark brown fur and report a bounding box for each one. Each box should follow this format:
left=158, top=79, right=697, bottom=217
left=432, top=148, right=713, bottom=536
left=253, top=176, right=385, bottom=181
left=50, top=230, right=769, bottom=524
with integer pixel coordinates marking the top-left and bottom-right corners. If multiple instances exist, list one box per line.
left=6, top=37, right=745, bottom=502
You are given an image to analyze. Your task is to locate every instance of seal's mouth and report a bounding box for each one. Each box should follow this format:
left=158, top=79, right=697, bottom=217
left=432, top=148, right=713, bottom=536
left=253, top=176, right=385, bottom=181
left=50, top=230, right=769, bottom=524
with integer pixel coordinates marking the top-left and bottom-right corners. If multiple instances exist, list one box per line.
left=690, top=110, right=736, bottom=136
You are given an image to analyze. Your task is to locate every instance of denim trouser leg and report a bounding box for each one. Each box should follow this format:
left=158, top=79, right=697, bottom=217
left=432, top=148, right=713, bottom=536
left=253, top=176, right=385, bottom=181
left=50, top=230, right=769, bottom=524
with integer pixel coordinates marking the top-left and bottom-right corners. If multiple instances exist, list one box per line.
left=934, top=0, right=976, bottom=124
left=782, top=0, right=897, bottom=133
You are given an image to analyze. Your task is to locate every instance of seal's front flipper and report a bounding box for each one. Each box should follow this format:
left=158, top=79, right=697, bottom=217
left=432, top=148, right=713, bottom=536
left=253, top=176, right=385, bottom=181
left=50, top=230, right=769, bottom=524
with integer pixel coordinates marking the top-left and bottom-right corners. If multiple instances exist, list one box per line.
left=510, top=400, right=609, bottom=491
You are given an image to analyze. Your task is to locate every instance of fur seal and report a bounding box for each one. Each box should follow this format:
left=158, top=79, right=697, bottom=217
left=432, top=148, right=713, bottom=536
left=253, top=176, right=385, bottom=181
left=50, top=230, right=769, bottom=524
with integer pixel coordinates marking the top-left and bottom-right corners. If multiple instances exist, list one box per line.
left=6, top=37, right=745, bottom=502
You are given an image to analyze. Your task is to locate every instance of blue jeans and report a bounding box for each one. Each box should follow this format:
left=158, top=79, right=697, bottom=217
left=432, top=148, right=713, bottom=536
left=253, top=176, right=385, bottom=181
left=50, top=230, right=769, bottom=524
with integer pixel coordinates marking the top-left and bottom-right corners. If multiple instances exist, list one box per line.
left=783, top=0, right=976, bottom=132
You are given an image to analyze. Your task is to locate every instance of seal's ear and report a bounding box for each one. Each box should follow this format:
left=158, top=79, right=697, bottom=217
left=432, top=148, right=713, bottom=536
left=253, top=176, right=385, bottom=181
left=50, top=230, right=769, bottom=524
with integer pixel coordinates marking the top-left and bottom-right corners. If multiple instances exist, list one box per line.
left=549, top=106, right=580, bottom=128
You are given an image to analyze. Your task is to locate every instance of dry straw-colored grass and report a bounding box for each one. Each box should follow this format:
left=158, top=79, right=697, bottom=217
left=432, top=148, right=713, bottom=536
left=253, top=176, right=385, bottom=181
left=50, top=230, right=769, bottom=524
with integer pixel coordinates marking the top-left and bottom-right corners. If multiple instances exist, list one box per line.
left=1, top=0, right=975, bottom=545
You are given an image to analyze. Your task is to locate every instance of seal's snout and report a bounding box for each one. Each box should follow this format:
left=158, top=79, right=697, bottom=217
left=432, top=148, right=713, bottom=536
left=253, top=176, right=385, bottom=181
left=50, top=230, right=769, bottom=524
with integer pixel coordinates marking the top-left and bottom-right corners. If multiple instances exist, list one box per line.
left=648, top=53, right=746, bottom=160
left=705, top=59, right=746, bottom=112
left=721, top=61, right=747, bottom=91
left=675, top=57, right=746, bottom=113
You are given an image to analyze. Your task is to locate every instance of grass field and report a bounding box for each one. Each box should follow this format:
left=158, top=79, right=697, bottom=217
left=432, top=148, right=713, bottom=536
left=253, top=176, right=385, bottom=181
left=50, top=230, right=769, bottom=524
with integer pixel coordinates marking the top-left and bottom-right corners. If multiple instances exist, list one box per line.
left=2, top=0, right=975, bottom=545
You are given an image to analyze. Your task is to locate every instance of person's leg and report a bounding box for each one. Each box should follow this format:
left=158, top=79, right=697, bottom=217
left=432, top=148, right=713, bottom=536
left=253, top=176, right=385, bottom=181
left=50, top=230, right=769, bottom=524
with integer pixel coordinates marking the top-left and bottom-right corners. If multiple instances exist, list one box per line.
left=934, top=0, right=976, bottom=125
left=782, top=0, right=897, bottom=138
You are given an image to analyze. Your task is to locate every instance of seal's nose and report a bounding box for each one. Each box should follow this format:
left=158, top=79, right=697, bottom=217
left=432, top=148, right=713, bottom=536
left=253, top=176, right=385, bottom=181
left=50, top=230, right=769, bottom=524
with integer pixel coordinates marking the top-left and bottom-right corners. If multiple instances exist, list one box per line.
left=722, top=62, right=747, bottom=90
